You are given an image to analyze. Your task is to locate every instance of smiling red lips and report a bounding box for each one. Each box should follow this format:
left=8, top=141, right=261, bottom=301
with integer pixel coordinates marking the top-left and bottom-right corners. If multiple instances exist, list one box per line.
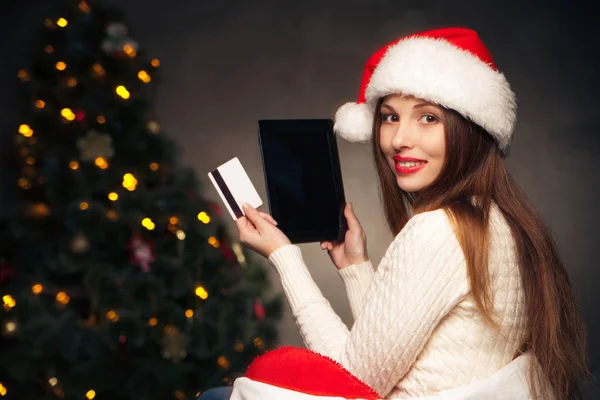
left=393, top=156, right=427, bottom=174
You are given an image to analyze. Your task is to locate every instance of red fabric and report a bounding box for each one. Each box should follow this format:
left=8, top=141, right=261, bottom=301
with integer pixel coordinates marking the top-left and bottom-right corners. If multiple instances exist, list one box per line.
left=356, top=27, right=496, bottom=104
left=245, top=346, right=380, bottom=399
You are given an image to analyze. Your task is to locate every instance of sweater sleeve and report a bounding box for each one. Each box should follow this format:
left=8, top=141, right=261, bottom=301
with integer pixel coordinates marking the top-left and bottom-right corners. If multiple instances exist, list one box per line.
left=338, top=260, right=375, bottom=319
left=267, top=210, right=469, bottom=397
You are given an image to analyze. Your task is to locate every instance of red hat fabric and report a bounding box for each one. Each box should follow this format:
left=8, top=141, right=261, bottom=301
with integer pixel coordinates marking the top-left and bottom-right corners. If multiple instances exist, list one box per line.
left=244, top=346, right=380, bottom=399
left=333, top=27, right=517, bottom=153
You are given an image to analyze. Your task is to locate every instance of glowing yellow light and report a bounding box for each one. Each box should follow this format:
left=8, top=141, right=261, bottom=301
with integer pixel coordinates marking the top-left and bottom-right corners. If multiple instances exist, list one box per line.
left=197, top=211, right=211, bottom=224
left=86, top=389, right=96, bottom=399
left=31, top=203, right=50, bottom=217
left=25, top=157, right=35, bottom=165
left=185, top=309, right=194, bottom=318
left=94, top=157, right=109, bottom=170
left=148, top=317, right=158, bottom=326
left=17, top=69, right=30, bottom=81
left=55, top=61, right=67, bottom=71
left=106, top=310, right=119, bottom=322
left=4, top=321, right=16, bottom=334
left=35, top=100, right=45, bottom=109
left=66, top=77, right=78, bottom=87
left=48, top=377, right=58, bottom=386
left=44, top=45, right=54, bottom=53
left=79, top=1, right=91, bottom=13
left=108, top=192, right=118, bottom=201
left=56, top=291, right=70, bottom=305
left=149, top=162, right=159, bottom=171
left=116, top=85, right=130, bottom=99
left=234, top=341, right=244, bottom=352
left=151, top=58, right=160, bottom=67
left=142, top=217, right=155, bottom=231
left=208, top=236, right=220, bottom=248
left=96, top=115, right=106, bottom=124
left=18, top=178, right=30, bottom=189
left=254, top=337, right=265, bottom=349
left=169, top=216, right=179, bottom=225
left=61, top=108, right=75, bottom=121
left=217, top=356, right=230, bottom=369
left=195, top=286, right=208, bottom=300
left=176, top=230, right=186, bottom=240
left=137, top=70, right=151, bottom=83
left=56, top=18, right=68, bottom=27
left=32, top=284, right=43, bottom=294
left=123, top=44, right=136, bottom=57
left=18, top=124, right=34, bottom=137
left=69, top=161, right=79, bottom=170
left=174, top=391, right=185, bottom=400
left=106, top=210, right=118, bottom=220
left=92, top=63, right=105, bottom=76
left=122, top=173, right=138, bottom=191
left=0, top=382, right=6, bottom=396
left=79, top=202, right=89, bottom=210
left=2, top=295, right=16, bottom=310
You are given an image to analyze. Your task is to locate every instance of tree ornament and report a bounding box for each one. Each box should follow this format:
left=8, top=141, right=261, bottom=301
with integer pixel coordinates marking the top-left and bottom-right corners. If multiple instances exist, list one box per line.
left=210, top=202, right=224, bottom=216
left=146, top=120, right=160, bottom=134
left=69, top=232, right=90, bottom=254
left=128, top=234, right=155, bottom=273
left=219, top=236, right=235, bottom=263
left=119, top=334, right=127, bottom=362
left=231, top=242, right=246, bottom=266
left=254, top=298, right=266, bottom=321
left=101, top=22, right=139, bottom=58
left=162, top=325, right=188, bottom=363
left=2, top=320, right=18, bottom=337
left=77, top=130, right=114, bottom=162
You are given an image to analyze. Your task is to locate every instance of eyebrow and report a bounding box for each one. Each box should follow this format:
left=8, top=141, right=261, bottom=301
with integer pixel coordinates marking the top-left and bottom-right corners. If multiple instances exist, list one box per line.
left=381, top=101, right=437, bottom=111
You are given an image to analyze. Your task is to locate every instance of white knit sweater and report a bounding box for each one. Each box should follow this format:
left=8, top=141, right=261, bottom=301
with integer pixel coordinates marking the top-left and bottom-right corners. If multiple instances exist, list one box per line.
left=267, top=204, right=528, bottom=399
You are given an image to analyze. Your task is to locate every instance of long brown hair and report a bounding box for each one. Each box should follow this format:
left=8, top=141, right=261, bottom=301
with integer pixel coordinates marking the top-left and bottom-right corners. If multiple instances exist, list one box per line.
left=371, top=97, right=588, bottom=399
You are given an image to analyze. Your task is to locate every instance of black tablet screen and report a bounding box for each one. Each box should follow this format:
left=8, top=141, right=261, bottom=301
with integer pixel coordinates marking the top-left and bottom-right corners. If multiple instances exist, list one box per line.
left=259, top=125, right=341, bottom=239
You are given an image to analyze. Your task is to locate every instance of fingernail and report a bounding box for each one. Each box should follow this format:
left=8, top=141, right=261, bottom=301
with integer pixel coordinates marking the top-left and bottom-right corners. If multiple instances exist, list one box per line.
left=242, top=203, right=249, bottom=210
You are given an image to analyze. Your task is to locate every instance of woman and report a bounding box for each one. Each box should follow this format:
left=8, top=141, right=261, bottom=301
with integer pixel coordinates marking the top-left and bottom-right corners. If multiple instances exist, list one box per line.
left=203, top=27, right=588, bottom=399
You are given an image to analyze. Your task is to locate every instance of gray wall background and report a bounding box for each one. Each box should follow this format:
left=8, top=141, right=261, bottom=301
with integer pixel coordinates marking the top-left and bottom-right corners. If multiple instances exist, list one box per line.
left=2, top=0, right=599, bottom=396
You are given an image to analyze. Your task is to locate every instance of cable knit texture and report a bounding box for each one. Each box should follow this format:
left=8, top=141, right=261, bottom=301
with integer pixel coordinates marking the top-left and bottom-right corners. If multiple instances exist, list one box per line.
left=268, top=204, right=528, bottom=399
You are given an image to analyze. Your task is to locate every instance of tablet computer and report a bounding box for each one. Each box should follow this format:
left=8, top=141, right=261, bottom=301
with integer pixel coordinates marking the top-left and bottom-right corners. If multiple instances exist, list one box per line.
left=258, top=119, right=348, bottom=244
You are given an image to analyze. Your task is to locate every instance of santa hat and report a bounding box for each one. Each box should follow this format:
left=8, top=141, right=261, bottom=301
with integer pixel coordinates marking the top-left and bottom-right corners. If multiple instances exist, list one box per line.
left=230, top=346, right=381, bottom=400
left=334, top=27, right=517, bottom=153
left=229, top=346, right=541, bottom=400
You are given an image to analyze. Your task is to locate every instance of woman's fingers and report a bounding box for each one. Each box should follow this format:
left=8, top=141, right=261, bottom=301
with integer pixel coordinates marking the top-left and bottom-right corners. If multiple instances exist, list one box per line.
left=258, top=212, right=278, bottom=226
left=345, top=202, right=363, bottom=232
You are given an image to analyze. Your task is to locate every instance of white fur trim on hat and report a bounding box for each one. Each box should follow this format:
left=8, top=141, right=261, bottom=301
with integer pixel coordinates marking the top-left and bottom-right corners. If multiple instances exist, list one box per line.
left=364, top=36, right=517, bottom=152
left=333, top=102, right=374, bottom=143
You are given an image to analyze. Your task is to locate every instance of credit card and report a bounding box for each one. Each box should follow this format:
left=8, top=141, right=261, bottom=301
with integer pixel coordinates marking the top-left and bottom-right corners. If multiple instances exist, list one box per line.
left=208, top=157, right=263, bottom=220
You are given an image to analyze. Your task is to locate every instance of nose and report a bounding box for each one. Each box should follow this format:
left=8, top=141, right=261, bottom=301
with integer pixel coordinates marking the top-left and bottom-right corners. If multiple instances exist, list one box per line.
left=391, top=122, right=413, bottom=150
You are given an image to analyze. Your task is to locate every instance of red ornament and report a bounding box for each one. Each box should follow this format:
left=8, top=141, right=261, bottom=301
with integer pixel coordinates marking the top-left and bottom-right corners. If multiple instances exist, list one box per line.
left=128, top=234, right=155, bottom=273
left=220, top=238, right=235, bottom=263
left=119, top=334, right=127, bottom=362
left=254, top=298, right=266, bottom=321
left=210, top=202, right=224, bottom=216
left=0, top=262, right=16, bottom=284
left=75, top=109, right=86, bottom=121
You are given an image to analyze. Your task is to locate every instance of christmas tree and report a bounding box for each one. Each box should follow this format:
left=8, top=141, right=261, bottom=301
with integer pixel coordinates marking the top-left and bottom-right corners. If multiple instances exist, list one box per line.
left=0, top=1, right=281, bottom=399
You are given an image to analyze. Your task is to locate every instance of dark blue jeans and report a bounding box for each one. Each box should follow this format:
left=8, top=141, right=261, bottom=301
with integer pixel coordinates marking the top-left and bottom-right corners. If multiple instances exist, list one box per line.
left=196, top=386, right=233, bottom=400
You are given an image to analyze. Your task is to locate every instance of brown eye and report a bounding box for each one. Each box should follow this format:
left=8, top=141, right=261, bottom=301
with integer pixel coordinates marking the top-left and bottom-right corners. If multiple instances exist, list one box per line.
left=380, top=113, right=398, bottom=123
left=419, top=115, right=437, bottom=124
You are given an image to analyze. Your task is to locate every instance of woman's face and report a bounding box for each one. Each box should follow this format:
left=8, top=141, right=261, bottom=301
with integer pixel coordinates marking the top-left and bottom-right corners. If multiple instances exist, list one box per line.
left=379, top=94, right=446, bottom=193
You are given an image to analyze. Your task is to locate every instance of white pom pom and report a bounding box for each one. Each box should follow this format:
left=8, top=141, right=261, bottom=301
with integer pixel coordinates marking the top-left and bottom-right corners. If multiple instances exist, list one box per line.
left=333, top=102, right=374, bottom=143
